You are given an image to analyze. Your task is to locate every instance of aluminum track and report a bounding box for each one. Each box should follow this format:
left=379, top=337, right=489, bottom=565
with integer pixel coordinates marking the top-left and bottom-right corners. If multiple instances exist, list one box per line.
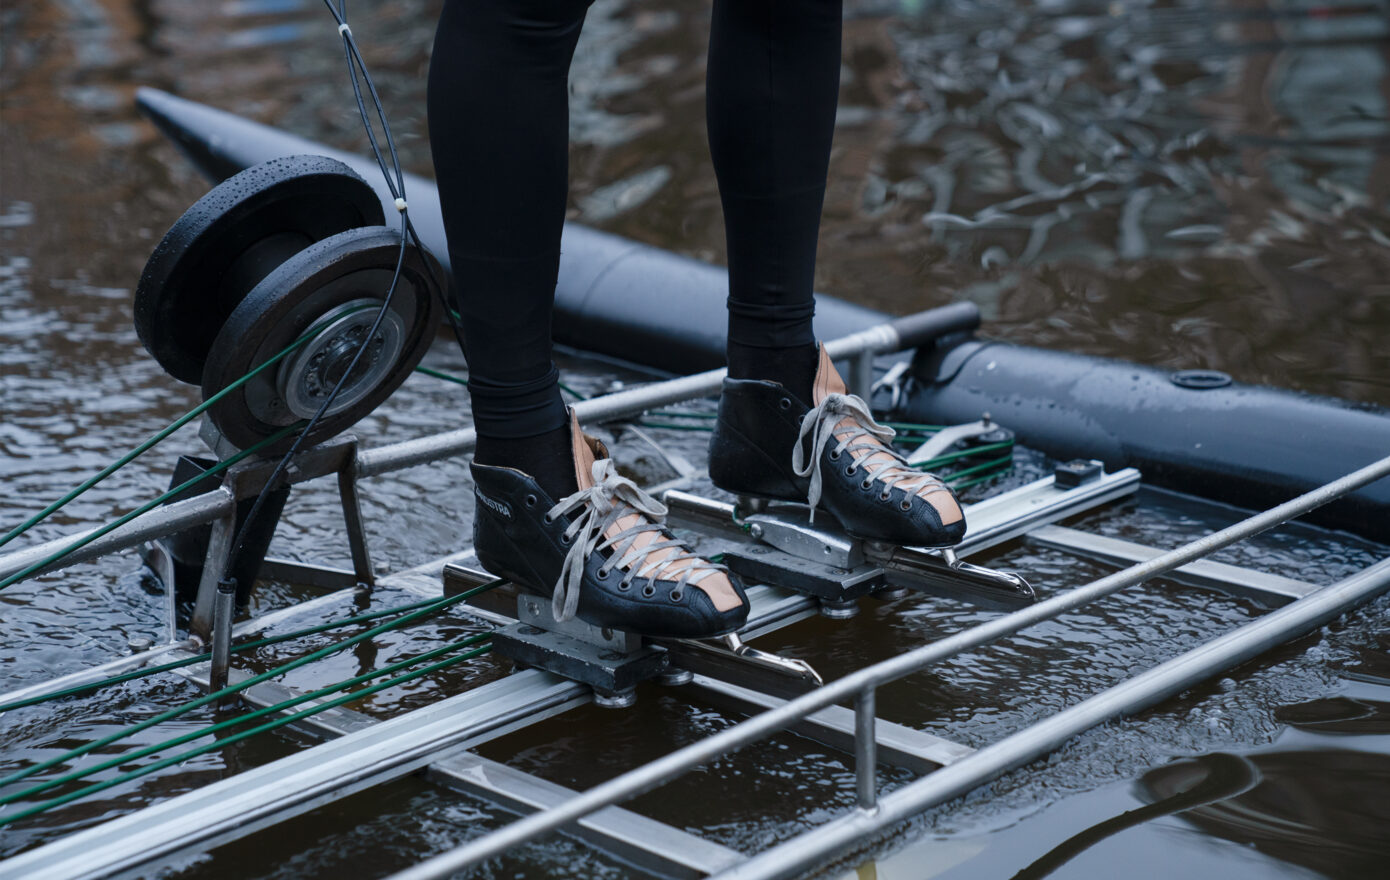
left=385, top=453, right=1390, bottom=880
left=0, top=467, right=1140, bottom=880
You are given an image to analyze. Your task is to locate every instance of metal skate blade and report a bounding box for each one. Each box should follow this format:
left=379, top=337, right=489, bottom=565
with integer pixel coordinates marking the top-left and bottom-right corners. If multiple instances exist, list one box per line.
left=869, top=544, right=1035, bottom=609
left=661, top=633, right=823, bottom=699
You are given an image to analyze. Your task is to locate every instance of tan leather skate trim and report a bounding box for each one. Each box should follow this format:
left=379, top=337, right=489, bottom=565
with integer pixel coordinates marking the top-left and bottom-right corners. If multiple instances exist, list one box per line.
left=571, top=409, right=600, bottom=491
left=812, top=343, right=848, bottom=405
left=811, top=347, right=964, bottom=526
left=567, top=410, right=743, bottom=611
left=925, top=491, right=964, bottom=525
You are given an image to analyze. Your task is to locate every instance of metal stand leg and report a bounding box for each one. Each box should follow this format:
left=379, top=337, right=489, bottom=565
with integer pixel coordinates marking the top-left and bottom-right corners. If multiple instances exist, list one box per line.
left=190, top=513, right=235, bottom=642
left=209, top=578, right=236, bottom=695
left=337, top=467, right=374, bottom=588
left=855, top=687, right=878, bottom=811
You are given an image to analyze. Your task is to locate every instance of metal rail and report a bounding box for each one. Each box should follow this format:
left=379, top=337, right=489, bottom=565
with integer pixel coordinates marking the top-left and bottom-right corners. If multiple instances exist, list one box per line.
left=384, top=451, right=1390, bottom=880
left=163, top=662, right=743, bottom=879
left=0, top=465, right=1123, bottom=878
left=0, top=671, right=590, bottom=880
left=0, top=312, right=940, bottom=586
left=720, top=555, right=1390, bottom=880
left=1027, top=524, right=1316, bottom=606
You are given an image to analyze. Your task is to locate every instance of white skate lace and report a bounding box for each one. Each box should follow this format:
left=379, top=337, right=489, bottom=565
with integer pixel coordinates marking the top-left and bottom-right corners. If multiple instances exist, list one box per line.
left=791, top=392, right=951, bottom=521
left=546, top=459, right=727, bottom=623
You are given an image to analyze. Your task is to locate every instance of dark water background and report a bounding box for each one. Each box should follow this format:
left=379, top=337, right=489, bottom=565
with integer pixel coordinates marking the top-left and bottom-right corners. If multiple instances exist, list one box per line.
left=1, top=1, right=1389, bottom=878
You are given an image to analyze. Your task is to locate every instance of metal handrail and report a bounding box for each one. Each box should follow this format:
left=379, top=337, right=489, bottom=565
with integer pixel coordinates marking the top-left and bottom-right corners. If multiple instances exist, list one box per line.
left=387, top=450, right=1390, bottom=880
left=0, top=309, right=944, bottom=585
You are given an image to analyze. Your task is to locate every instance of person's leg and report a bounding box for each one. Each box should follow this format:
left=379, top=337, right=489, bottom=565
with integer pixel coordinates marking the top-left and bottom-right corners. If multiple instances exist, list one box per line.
left=706, top=0, right=966, bottom=547
left=429, top=0, right=748, bottom=636
left=706, top=0, right=843, bottom=406
left=428, top=0, right=593, bottom=500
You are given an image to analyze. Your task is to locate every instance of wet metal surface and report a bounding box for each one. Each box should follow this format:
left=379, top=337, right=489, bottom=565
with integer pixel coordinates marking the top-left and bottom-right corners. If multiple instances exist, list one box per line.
left=1, top=1, right=1389, bottom=879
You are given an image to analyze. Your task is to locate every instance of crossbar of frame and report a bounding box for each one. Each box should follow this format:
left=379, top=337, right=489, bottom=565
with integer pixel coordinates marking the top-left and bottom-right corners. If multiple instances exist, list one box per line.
left=383, top=451, right=1390, bottom=880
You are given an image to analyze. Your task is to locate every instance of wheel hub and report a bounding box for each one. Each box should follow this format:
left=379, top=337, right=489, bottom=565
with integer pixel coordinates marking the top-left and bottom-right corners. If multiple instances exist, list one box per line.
left=276, top=299, right=405, bottom=420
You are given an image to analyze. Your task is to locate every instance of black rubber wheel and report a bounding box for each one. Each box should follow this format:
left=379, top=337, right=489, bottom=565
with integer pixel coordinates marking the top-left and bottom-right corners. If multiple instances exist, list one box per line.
left=135, top=155, right=385, bottom=384
left=201, top=226, right=443, bottom=454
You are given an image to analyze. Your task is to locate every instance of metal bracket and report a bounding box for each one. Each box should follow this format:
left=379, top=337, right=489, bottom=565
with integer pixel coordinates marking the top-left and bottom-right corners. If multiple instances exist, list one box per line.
left=489, top=596, right=668, bottom=708
left=870, top=361, right=911, bottom=412
left=723, top=544, right=883, bottom=618
left=905, top=417, right=999, bottom=464
left=188, top=433, right=373, bottom=641
left=745, top=511, right=863, bottom=569
left=728, top=504, right=1032, bottom=611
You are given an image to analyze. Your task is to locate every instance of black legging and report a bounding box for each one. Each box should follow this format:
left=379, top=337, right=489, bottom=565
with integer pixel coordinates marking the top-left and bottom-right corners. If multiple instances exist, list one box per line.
left=428, top=0, right=842, bottom=439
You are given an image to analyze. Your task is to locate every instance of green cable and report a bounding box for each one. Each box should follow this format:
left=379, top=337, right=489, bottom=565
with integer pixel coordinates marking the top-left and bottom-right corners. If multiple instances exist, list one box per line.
left=910, top=439, right=1015, bottom=472
left=950, top=465, right=1014, bottom=491
left=0, top=632, right=492, bottom=813
left=414, top=365, right=467, bottom=386
left=943, top=454, right=1014, bottom=485
left=0, top=581, right=493, bottom=789
left=881, top=420, right=947, bottom=434
left=0, top=305, right=382, bottom=553
left=0, top=423, right=307, bottom=593
left=558, top=380, right=586, bottom=400
left=0, top=643, right=493, bottom=827
left=0, top=592, right=455, bottom=714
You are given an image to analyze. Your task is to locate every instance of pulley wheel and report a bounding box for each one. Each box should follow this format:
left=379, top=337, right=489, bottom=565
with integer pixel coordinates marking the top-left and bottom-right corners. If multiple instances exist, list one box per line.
left=135, top=155, right=386, bottom=384
left=201, top=226, right=442, bottom=454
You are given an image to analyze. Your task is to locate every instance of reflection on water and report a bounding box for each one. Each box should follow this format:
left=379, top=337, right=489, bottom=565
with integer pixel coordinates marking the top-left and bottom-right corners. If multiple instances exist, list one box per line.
left=1, top=1, right=1389, bottom=878
left=1142, top=748, right=1390, bottom=880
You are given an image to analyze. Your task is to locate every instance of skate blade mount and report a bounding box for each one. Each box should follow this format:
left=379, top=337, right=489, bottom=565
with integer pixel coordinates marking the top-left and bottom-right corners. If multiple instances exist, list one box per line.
left=666, top=493, right=1035, bottom=615
left=448, top=565, right=825, bottom=707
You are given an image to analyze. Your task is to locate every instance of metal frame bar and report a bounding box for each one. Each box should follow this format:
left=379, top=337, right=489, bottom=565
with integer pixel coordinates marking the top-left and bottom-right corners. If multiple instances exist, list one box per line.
left=0, top=319, right=923, bottom=587
left=159, top=661, right=742, bottom=879
left=1027, top=524, right=1316, bottom=605
left=0, top=671, right=591, bottom=880
left=716, top=555, right=1390, bottom=880
left=6, top=462, right=1119, bottom=878
left=381, top=452, right=1390, bottom=880
left=683, top=675, right=973, bottom=773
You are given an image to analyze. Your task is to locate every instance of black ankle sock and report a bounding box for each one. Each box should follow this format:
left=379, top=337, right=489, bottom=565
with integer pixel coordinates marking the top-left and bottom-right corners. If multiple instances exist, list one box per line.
left=474, top=425, right=578, bottom=500
left=726, top=340, right=819, bottom=406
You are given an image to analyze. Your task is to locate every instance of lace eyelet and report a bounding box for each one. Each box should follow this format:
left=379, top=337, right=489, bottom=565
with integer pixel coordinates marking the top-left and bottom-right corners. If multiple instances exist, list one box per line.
left=900, top=500, right=912, bottom=511
left=524, top=494, right=537, bottom=507
left=845, top=464, right=857, bottom=476
left=617, top=580, right=631, bottom=591
left=778, top=398, right=791, bottom=410
left=669, top=590, right=683, bottom=602
left=879, top=492, right=891, bottom=502
left=543, top=513, right=556, bottom=524
left=596, top=568, right=610, bottom=580
left=560, top=532, right=572, bottom=545
left=828, top=449, right=840, bottom=461
left=861, top=479, right=873, bottom=490
left=642, top=585, right=656, bottom=598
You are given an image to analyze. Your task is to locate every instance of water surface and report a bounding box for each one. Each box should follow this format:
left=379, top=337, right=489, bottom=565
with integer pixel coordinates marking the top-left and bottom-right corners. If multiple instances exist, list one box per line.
left=1, top=1, right=1388, bottom=878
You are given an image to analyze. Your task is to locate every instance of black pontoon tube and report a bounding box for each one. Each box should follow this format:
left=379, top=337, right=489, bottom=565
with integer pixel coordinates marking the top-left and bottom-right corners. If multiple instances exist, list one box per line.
left=904, top=340, right=1390, bottom=544
left=134, top=88, right=886, bottom=374
left=133, top=89, right=1390, bottom=543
